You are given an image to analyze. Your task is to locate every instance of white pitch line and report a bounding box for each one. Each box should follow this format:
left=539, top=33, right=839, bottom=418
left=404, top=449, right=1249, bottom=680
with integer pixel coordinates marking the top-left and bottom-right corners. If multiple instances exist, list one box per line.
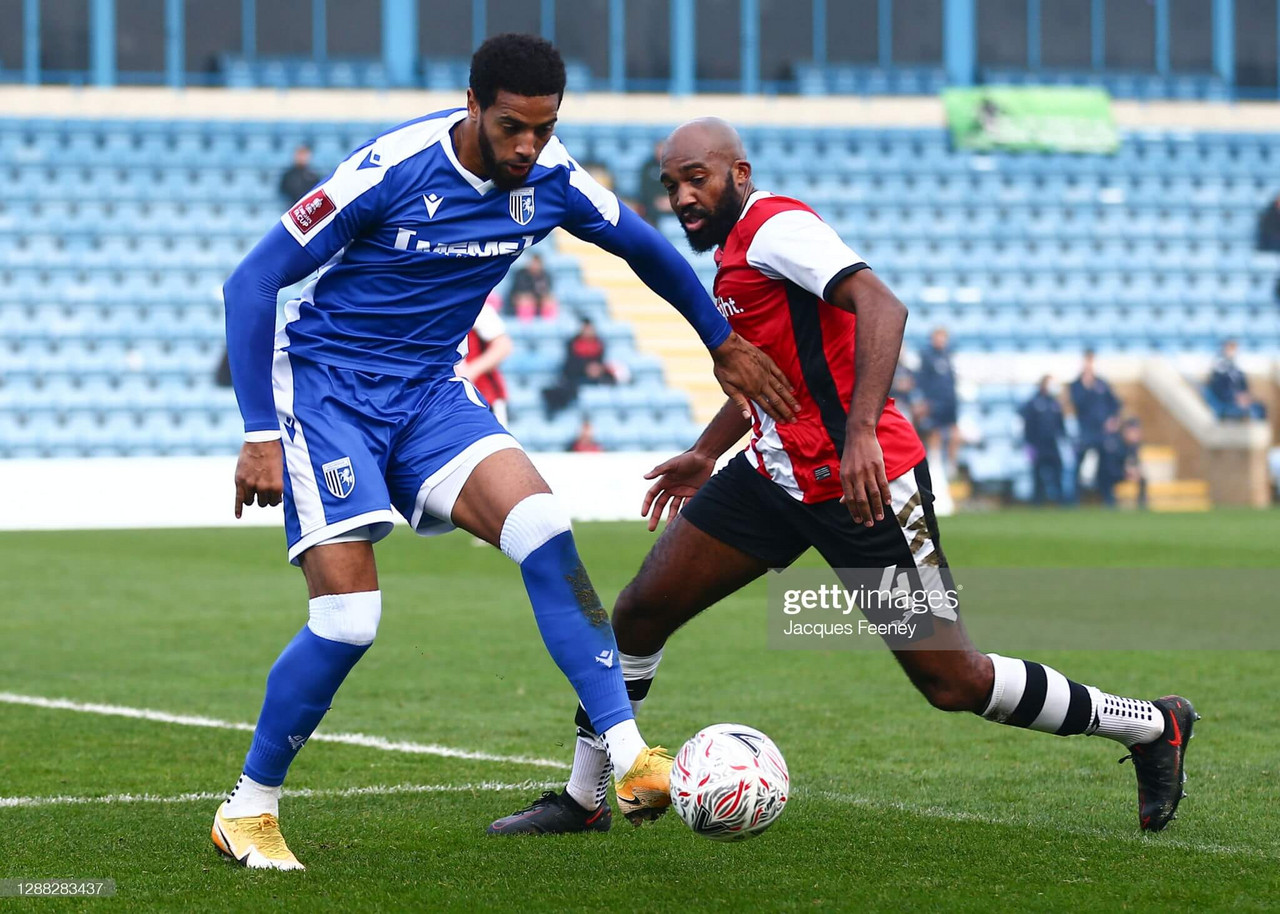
left=0, top=692, right=567, bottom=770
left=812, top=789, right=1279, bottom=861
left=0, top=781, right=560, bottom=810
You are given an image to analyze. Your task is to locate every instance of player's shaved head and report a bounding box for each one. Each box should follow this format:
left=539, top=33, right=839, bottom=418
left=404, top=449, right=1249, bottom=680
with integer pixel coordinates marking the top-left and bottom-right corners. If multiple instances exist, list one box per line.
left=662, top=117, right=746, bottom=168
left=659, top=117, right=754, bottom=253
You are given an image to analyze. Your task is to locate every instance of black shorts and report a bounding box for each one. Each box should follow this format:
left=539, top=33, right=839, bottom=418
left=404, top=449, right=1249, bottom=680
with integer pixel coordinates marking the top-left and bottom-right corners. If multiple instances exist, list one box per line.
left=681, top=454, right=955, bottom=636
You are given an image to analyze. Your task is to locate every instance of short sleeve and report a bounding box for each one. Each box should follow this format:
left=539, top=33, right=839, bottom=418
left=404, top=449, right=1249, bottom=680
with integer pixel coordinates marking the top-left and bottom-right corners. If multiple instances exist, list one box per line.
left=472, top=304, right=508, bottom=342
left=744, top=208, right=868, bottom=301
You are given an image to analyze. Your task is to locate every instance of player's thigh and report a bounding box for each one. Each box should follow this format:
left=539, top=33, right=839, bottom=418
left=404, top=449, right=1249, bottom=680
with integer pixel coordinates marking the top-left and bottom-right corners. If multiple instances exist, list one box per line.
left=612, top=514, right=772, bottom=654
left=276, top=352, right=398, bottom=568
left=799, top=459, right=974, bottom=655
left=384, top=376, right=525, bottom=545
left=450, top=447, right=551, bottom=545
left=614, top=455, right=809, bottom=652
left=299, top=541, right=379, bottom=598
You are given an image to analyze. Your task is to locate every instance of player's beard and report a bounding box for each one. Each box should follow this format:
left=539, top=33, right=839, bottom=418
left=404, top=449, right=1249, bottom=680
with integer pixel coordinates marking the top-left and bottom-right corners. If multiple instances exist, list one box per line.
left=478, top=124, right=529, bottom=191
left=680, top=171, right=744, bottom=253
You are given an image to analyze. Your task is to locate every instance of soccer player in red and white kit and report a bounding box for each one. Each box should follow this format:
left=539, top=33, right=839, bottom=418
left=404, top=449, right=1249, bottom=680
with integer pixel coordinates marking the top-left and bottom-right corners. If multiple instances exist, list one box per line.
left=457, top=292, right=513, bottom=427
left=490, top=118, right=1197, bottom=836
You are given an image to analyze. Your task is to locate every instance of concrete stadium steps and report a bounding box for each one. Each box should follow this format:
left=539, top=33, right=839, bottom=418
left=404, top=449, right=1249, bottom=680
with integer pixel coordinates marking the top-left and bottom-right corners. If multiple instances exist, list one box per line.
left=554, top=230, right=723, bottom=423
left=1119, top=446, right=1209, bottom=510
left=1115, top=477, right=1212, bottom=512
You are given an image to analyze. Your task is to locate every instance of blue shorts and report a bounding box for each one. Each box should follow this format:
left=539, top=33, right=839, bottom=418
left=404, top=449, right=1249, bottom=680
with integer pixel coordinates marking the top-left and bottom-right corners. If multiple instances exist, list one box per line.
left=272, top=351, right=521, bottom=564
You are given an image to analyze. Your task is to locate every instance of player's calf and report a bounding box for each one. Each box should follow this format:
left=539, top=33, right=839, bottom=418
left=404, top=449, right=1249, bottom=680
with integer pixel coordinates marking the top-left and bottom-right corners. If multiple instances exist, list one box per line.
left=214, top=586, right=381, bottom=866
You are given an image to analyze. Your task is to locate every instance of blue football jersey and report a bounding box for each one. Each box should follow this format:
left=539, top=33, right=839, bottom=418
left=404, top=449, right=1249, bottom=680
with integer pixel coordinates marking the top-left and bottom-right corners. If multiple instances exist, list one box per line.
left=275, top=108, right=625, bottom=378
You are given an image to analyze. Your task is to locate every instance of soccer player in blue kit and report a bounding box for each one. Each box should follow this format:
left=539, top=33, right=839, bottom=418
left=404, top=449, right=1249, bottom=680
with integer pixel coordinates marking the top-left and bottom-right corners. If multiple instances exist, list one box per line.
left=212, top=33, right=800, bottom=870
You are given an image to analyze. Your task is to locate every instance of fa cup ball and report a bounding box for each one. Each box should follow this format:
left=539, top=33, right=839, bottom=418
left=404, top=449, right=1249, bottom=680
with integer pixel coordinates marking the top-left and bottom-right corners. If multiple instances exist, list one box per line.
left=669, top=723, right=789, bottom=841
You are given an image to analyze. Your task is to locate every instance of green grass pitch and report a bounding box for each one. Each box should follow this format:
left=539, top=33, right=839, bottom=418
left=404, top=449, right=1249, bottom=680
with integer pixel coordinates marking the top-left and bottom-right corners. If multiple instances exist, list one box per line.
left=1, top=509, right=1277, bottom=912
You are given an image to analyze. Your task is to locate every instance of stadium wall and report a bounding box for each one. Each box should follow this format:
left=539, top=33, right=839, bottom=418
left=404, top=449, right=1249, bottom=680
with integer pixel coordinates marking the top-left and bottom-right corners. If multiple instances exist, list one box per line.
left=11, top=85, right=1280, bottom=131
left=0, top=452, right=710, bottom=532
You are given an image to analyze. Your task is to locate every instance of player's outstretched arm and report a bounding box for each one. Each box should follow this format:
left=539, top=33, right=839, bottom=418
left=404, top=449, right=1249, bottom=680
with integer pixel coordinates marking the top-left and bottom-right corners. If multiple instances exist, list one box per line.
left=223, top=223, right=322, bottom=516
left=828, top=270, right=909, bottom=526
left=641, top=398, right=750, bottom=530
left=570, top=200, right=798, bottom=422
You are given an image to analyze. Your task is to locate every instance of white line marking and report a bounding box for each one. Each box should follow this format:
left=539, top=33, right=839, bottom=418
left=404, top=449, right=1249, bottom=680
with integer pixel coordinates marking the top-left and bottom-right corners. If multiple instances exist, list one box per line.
left=0, top=781, right=560, bottom=810
left=0, top=692, right=567, bottom=769
left=811, top=789, right=1278, bottom=861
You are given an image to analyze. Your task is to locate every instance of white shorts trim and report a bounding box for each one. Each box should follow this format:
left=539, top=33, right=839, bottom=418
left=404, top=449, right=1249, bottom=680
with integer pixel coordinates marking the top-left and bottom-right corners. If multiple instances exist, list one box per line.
left=409, top=433, right=523, bottom=536
left=287, top=509, right=397, bottom=565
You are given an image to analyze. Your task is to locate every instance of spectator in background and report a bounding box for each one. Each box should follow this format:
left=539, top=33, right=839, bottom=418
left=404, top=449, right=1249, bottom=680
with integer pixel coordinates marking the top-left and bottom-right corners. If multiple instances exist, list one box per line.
left=890, top=342, right=927, bottom=432
left=509, top=253, right=559, bottom=321
left=567, top=417, right=604, bottom=453
left=633, top=141, right=673, bottom=226
left=915, top=327, right=960, bottom=473
left=279, top=144, right=320, bottom=206
left=1119, top=418, right=1148, bottom=509
left=456, top=292, right=513, bottom=427
left=1069, top=348, right=1121, bottom=501
left=1207, top=339, right=1266, bottom=420
left=1257, top=194, right=1280, bottom=300
left=1019, top=375, right=1067, bottom=505
left=1256, top=193, right=1280, bottom=252
left=542, top=316, right=615, bottom=415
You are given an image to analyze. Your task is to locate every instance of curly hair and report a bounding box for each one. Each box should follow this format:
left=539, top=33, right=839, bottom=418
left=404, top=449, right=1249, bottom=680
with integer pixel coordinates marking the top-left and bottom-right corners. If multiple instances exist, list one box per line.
left=469, top=33, right=566, bottom=109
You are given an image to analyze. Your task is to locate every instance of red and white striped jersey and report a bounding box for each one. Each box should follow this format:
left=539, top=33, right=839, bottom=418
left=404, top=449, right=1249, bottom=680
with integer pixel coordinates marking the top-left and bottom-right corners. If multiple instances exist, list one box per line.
left=464, top=300, right=509, bottom=405
left=713, top=191, right=925, bottom=502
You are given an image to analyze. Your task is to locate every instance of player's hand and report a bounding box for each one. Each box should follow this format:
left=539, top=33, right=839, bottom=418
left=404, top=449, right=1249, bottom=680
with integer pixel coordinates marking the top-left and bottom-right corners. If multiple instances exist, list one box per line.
left=710, top=333, right=799, bottom=424
left=839, top=427, right=891, bottom=528
left=641, top=450, right=715, bottom=532
left=234, top=439, right=285, bottom=519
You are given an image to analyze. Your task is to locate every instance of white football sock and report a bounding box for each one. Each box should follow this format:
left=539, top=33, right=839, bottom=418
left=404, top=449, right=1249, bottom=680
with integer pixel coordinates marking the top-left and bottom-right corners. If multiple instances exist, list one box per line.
left=565, top=735, right=610, bottom=810
left=602, top=719, right=648, bottom=779
left=620, top=648, right=663, bottom=716
left=222, top=772, right=281, bottom=818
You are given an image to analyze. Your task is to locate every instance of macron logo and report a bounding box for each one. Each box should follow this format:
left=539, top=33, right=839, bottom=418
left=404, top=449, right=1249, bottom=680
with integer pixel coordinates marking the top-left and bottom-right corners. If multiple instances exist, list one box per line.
left=423, top=193, right=443, bottom=218
left=594, top=650, right=614, bottom=668
left=357, top=149, right=382, bottom=170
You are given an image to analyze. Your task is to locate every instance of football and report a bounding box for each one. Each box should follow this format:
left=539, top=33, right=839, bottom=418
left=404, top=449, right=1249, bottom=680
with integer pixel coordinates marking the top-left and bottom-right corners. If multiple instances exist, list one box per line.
left=669, top=723, right=790, bottom=841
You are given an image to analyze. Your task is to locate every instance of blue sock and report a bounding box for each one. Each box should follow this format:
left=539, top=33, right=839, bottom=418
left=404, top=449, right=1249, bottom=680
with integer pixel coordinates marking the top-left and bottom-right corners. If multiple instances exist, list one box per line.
left=519, top=530, right=633, bottom=734
left=242, top=626, right=368, bottom=786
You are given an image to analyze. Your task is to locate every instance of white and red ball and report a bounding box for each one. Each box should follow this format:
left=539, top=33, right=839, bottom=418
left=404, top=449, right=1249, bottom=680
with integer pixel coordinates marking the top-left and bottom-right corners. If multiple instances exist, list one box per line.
left=669, top=723, right=789, bottom=841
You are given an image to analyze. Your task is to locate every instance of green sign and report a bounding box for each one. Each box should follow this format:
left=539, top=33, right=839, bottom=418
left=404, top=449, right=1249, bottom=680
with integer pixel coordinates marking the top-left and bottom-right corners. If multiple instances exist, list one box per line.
left=943, top=86, right=1119, bottom=154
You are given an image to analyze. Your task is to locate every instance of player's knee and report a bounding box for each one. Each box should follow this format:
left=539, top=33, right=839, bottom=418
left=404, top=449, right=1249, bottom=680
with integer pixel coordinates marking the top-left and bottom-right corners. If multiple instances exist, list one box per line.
left=499, top=493, right=572, bottom=564
left=914, top=653, right=992, bottom=713
left=612, top=581, right=673, bottom=656
left=307, top=590, right=382, bottom=647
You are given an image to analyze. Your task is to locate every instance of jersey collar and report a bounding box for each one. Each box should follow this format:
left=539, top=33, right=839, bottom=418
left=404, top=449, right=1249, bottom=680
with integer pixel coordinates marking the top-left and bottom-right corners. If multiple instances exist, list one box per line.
left=738, top=189, right=773, bottom=221
left=440, top=110, right=495, bottom=196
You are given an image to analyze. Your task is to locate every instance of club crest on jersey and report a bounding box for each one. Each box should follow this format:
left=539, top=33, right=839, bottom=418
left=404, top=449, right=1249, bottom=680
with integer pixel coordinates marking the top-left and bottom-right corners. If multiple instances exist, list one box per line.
left=321, top=457, right=355, bottom=499
left=509, top=187, right=535, bottom=226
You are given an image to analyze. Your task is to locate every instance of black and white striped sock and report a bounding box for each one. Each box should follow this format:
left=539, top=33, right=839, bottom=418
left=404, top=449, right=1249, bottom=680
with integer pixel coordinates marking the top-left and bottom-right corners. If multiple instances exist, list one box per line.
left=982, top=653, right=1163, bottom=747
left=565, top=649, right=665, bottom=809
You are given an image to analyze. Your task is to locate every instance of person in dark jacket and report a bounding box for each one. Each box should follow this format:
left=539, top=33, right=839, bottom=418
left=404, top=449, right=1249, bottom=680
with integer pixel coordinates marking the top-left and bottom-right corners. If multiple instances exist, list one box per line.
left=542, top=317, right=615, bottom=415
left=1257, top=193, right=1280, bottom=252
left=1069, top=349, right=1121, bottom=502
left=1019, top=375, right=1066, bottom=504
left=279, top=145, right=320, bottom=206
left=915, top=327, right=959, bottom=473
left=1207, top=339, right=1266, bottom=420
